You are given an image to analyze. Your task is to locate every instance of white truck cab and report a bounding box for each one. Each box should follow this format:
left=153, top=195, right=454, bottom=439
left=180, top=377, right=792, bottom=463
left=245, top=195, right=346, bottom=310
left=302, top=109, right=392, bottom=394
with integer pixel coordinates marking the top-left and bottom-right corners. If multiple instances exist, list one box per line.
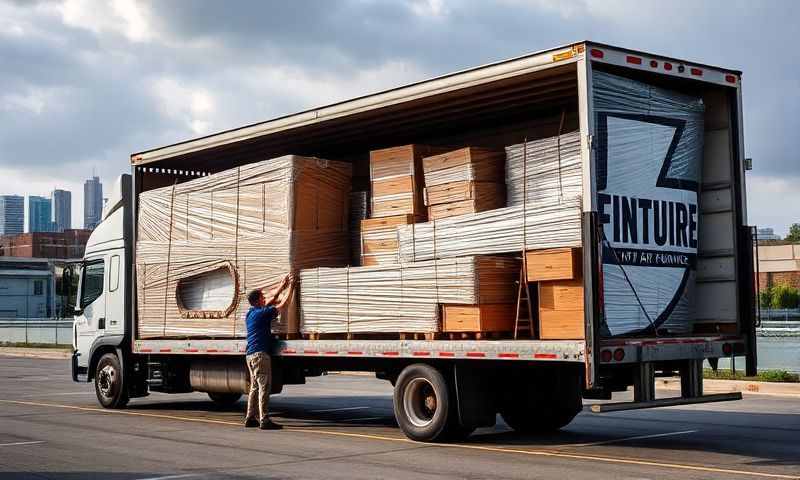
left=72, top=174, right=135, bottom=407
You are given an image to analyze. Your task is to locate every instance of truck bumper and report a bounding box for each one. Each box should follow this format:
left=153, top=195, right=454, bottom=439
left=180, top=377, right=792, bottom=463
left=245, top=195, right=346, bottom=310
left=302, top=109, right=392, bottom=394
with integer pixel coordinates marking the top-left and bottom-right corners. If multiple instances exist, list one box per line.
left=71, top=352, right=87, bottom=382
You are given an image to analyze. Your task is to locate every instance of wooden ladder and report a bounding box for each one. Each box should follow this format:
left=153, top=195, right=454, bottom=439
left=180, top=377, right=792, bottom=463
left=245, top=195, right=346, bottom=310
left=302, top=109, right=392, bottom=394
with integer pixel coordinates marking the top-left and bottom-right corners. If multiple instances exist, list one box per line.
left=514, top=257, right=534, bottom=340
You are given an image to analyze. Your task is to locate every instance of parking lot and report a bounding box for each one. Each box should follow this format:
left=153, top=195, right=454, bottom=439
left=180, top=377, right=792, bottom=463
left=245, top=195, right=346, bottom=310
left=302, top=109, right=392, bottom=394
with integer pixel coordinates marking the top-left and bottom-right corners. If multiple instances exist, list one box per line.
left=0, top=355, right=798, bottom=479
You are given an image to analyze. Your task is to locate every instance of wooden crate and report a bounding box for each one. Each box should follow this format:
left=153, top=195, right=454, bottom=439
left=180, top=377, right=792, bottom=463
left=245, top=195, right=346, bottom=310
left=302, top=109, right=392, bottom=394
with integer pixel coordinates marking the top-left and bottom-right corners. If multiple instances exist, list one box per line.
left=427, top=190, right=505, bottom=220
left=538, top=278, right=584, bottom=340
left=422, top=147, right=505, bottom=184
left=424, top=181, right=505, bottom=207
left=369, top=144, right=449, bottom=218
left=442, top=304, right=516, bottom=332
left=360, top=213, right=420, bottom=266
left=526, top=247, right=581, bottom=281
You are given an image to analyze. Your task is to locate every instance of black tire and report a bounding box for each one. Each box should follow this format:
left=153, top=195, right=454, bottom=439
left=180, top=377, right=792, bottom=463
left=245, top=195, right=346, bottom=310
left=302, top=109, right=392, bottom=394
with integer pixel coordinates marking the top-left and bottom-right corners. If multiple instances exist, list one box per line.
left=94, top=353, right=129, bottom=409
left=207, top=392, right=242, bottom=407
left=394, top=364, right=456, bottom=442
left=499, top=372, right=581, bottom=433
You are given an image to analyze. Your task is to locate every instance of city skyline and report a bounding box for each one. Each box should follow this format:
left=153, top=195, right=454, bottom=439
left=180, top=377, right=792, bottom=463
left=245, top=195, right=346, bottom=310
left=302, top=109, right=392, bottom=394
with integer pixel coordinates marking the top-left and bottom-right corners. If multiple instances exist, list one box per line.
left=0, top=174, right=105, bottom=234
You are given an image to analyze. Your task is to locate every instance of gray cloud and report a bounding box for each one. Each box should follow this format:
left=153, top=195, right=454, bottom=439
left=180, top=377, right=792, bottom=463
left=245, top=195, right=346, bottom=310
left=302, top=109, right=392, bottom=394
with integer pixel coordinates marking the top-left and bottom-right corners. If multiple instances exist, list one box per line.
left=0, top=0, right=798, bottom=231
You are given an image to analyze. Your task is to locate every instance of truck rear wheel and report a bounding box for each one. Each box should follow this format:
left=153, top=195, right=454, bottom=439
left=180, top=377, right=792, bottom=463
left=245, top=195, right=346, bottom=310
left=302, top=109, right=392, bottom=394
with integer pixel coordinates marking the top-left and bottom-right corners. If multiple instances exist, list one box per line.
left=393, top=364, right=466, bottom=442
left=499, top=371, right=581, bottom=433
left=207, top=392, right=242, bottom=407
left=95, top=353, right=129, bottom=409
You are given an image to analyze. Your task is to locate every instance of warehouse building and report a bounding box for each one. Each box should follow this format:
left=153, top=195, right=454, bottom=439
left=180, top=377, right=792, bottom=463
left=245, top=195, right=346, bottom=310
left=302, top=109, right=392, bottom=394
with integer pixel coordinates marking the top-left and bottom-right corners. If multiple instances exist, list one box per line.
left=757, top=243, right=800, bottom=290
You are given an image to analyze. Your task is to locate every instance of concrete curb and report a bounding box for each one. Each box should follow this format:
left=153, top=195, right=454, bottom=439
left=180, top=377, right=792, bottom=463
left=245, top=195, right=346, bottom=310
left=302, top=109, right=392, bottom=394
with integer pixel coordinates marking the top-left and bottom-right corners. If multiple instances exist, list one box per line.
left=0, top=347, right=72, bottom=360
left=658, top=377, right=800, bottom=397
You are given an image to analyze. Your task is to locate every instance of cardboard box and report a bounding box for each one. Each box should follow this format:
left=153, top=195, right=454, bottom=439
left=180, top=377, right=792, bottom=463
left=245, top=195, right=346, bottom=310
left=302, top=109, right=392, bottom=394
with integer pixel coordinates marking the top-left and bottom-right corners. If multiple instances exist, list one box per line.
left=526, top=247, right=581, bottom=281
left=538, top=278, right=585, bottom=340
left=359, top=214, right=420, bottom=266
left=422, top=147, right=505, bottom=187
left=369, top=144, right=449, bottom=218
left=442, top=304, right=516, bottom=332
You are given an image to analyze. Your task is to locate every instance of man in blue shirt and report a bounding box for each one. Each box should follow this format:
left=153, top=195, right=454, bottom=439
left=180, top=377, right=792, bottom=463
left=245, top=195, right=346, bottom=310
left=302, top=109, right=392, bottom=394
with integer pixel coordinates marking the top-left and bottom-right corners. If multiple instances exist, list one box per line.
left=244, top=273, right=295, bottom=430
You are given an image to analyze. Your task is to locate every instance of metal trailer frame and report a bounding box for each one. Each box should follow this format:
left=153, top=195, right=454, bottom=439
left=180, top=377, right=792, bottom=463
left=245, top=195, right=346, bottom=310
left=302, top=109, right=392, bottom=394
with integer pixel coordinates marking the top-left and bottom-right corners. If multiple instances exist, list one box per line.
left=127, top=42, right=755, bottom=391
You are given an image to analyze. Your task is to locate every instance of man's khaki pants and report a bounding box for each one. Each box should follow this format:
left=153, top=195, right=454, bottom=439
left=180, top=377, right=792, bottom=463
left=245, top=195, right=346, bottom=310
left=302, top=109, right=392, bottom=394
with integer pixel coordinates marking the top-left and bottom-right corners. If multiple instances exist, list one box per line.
left=245, top=351, right=271, bottom=422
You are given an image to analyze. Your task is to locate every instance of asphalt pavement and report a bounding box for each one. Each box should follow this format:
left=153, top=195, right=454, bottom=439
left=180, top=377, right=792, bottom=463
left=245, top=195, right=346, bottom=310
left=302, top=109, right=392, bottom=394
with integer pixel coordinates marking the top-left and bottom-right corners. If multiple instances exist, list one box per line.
left=0, top=355, right=798, bottom=479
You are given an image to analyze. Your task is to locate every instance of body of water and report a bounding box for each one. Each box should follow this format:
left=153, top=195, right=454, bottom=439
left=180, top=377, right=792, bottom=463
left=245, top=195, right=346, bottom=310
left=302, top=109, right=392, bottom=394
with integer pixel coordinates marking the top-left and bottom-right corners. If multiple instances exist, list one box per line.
left=716, top=336, right=800, bottom=373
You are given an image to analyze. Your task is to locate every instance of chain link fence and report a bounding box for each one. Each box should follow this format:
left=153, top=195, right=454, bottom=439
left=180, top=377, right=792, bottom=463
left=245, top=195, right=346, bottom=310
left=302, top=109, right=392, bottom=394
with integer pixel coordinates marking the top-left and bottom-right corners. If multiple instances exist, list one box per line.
left=0, top=317, right=74, bottom=346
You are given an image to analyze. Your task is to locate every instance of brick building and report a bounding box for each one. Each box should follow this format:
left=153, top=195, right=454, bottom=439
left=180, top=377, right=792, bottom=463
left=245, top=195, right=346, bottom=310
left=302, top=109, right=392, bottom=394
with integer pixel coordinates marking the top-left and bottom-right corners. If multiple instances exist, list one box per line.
left=757, top=243, right=800, bottom=291
left=0, top=229, right=91, bottom=259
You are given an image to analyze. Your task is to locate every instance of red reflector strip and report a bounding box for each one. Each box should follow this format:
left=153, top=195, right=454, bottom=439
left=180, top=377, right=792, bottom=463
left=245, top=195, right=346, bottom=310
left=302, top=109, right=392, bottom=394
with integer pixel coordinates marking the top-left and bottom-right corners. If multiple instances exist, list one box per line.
left=466, top=352, right=485, bottom=358
left=159, top=348, right=171, bottom=353
left=282, top=349, right=296, bottom=354
left=690, top=67, right=703, bottom=76
left=347, top=351, right=363, bottom=355
left=382, top=351, right=399, bottom=356
left=412, top=351, right=430, bottom=356
left=303, top=349, right=318, bottom=354
left=184, top=348, right=198, bottom=353
left=206, top=349, right=217, bottom=353
left=626, top=55, right=642, bottom=65
left=498, top=352, right=519, bottom=358
left=534, top=353, right=558, bottom=359
left=725, top=74, right=737, bottom=83
left=139, top=348, right=152, bottom=353
left=590, top=48, right=604, bottom=59
left=324, top=351, right=338, bottom=355
left=222, top=349, right=231, bottom=353
left=438, top=352, right=455, bottom=357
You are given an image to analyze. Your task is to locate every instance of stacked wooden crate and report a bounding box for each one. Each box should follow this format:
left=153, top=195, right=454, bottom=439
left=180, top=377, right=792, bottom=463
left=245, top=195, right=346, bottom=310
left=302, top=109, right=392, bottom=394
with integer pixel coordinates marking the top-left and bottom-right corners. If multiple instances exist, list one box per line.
left=361, top=145, right=447, bottom=265
left=422, top=147, right=506, bottom=220
left=526, top=247, right=584, bottom=340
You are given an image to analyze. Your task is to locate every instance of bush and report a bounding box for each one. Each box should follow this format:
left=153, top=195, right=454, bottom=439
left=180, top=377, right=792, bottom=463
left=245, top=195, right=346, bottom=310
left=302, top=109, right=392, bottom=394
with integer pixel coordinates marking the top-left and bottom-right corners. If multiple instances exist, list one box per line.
left=770, top=284, right=800, bottom=309
left=759, top=288, right=774, bottom=309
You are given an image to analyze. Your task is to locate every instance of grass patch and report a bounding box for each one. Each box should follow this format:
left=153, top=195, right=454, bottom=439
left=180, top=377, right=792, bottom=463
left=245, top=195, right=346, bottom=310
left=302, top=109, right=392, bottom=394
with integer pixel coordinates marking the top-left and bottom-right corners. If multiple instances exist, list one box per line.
left=704, top=368, right=800, bottom=383
left=0, top=342, right=72, bottom=350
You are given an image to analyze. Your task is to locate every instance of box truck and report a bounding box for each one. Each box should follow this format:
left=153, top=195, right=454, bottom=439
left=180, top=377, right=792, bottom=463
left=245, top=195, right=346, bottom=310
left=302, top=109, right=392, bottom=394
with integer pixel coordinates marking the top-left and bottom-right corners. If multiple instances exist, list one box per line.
left=70, top=41, right=757, bottom=442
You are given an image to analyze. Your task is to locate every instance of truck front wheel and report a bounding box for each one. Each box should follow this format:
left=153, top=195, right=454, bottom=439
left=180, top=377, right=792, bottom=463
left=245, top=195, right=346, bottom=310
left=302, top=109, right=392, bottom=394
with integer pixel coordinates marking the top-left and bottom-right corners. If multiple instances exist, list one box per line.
left=94, top=353, right=129, bottom=409
left=393, top=364, right=457, bottom=442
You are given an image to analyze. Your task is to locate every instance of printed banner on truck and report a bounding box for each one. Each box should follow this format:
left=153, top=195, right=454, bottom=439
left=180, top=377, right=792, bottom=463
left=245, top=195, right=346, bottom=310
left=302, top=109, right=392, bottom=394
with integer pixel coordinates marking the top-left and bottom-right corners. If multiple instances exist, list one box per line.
left=593, top=71, right=705, bottom=337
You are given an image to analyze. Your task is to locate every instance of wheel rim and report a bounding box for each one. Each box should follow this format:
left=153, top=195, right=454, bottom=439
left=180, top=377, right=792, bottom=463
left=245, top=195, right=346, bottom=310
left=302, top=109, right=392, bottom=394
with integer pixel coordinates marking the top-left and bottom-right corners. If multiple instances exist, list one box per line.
left=98, top=364, right=116, bottom=399
left=403, top=377, right=438, bottom=428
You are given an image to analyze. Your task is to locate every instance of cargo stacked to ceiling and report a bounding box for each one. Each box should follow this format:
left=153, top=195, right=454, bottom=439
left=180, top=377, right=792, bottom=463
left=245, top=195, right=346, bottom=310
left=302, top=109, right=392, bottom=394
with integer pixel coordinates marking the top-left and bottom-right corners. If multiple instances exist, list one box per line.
left=299, top=130, right=585, bottom=337
left=135, top=156, right=352, bottom=338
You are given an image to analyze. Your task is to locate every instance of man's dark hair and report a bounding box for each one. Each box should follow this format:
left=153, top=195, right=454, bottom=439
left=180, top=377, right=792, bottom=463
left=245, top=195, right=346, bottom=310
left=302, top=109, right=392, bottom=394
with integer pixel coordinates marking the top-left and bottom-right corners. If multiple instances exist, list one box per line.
left=247, top=289, right=263, bottom=307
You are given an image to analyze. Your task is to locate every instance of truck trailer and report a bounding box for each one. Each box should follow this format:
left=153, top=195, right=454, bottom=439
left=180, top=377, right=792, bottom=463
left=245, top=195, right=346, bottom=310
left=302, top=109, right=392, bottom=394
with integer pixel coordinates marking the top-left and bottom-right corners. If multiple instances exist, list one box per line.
left=70, top=41, right=757, bottom=442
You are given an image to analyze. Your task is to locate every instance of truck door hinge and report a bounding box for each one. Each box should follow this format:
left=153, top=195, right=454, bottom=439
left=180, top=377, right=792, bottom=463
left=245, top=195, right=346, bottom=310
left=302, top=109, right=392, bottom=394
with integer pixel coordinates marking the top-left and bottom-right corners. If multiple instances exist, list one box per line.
left=587, top=134, right=594, bottom=150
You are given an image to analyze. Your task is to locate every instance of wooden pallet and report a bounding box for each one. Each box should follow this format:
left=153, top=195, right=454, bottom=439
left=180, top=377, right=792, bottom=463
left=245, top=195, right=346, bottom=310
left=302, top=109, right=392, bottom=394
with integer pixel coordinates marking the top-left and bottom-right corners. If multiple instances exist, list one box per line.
left=445, top=331, right=510, bottom=340
left=301, top=332, right=440, bottom=341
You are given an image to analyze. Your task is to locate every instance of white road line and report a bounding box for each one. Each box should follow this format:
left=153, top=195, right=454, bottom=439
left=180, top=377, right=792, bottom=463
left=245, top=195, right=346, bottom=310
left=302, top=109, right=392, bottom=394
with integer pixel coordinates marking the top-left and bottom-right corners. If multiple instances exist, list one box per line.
left=0, top=441, right=45, bottom=447
left=310, top=406, right=370, bottom=413
left=339, top=416, right=387, bottom=423
left=565, top=429, right=699, bottom=448
left=135, top=474, right=199, bottom=480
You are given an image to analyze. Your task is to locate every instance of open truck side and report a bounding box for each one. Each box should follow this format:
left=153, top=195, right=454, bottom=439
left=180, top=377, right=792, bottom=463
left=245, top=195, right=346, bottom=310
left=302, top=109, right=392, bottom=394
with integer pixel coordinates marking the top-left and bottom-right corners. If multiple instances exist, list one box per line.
left=72, top=41, right=756, bottom=441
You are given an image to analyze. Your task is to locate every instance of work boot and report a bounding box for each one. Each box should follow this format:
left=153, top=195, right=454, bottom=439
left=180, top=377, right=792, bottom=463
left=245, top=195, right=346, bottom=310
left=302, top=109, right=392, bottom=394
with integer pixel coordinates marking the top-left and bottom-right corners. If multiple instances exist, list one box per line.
left=244, top=418, right=259, bottom=428
left=259, top=419, right=283, bottom=430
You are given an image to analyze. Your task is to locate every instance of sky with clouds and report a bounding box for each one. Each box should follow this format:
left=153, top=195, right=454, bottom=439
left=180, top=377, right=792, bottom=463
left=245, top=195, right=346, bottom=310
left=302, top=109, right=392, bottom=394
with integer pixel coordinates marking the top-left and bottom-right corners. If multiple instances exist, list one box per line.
left=0, top=0, right=797, bottom=234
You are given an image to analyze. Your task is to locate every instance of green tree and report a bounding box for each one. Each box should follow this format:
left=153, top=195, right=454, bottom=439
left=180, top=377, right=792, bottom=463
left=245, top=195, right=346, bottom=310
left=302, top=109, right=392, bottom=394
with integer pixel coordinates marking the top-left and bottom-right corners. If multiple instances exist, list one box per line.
left=759, top=287, right=773, bottom=309
left=786, top=223, right=800, bottom=242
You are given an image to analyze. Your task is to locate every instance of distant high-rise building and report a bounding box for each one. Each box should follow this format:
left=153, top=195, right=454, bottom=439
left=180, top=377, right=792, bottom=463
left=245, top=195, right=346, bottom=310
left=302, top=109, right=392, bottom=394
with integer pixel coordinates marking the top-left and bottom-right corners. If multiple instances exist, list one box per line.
left=757, top=228, right=781, bottom=241
left=0, top=195, right=24, bottom=235
left=52, top=189, right=72, bottom=232
left=29, top=196, right=54, bottom=233
left=83, top=176, right=103, bottom=230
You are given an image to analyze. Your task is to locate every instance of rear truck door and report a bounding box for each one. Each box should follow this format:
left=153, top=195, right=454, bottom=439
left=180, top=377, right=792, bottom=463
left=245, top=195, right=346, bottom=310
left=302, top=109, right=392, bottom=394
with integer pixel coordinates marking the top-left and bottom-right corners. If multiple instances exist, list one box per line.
left=74, top=257, right=107, bottom=367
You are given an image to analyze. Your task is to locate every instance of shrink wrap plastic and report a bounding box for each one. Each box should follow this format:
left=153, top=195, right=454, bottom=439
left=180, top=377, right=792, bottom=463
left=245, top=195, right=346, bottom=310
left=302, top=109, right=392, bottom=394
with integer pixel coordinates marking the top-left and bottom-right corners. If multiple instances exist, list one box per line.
left=300, top=256, right=518, bottom=333
left=136, top=155, right=351, bottom=338
left=593, top=71, right=704, bottom=336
